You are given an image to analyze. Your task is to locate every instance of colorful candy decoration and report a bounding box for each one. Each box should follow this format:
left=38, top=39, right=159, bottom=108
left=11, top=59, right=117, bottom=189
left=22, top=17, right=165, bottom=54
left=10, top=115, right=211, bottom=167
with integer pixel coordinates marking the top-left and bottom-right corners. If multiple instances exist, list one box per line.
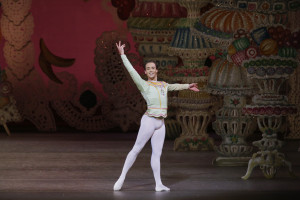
left=268, top=26, right=290, bottom=47
left=231, top=50, right=247, bottom=66
left=278, top=47, right=297, bottom=58
left=259, top=38, right=278, bottom=56
left=227, top=25, right=299, bottom=68
left=267, top=26, right=300, bottom=48
left=243, top=57, right=297, bottom=78
left=233, top=29, right=251, bottom=39
left=227, top=44, right=237, bottom=56
left=232, top=37, right=250, bottom=51
left=245, top=46, right=258, bottom=59
left=250, top=27, right=270, bottom=45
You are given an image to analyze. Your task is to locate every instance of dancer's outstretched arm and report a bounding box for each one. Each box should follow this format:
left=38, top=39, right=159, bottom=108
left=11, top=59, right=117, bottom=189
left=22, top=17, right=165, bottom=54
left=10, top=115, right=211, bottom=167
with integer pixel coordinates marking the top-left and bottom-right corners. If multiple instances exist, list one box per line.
left=168, top=83, right=199, bottom=92
left=116, top=41, right=147, bottom=92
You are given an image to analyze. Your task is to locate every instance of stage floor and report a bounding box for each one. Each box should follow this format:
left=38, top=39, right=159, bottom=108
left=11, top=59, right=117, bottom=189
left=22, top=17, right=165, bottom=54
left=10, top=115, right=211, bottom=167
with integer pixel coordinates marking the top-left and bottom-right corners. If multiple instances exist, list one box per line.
left=0, top=132, right=299, bottom=200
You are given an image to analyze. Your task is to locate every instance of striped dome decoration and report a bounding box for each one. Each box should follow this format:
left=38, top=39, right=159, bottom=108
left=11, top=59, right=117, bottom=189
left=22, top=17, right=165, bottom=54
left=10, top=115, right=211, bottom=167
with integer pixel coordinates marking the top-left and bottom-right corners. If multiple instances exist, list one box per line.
left=207, top=58, right=253, bottom=95
left=199, top=7, right=256, bottom=33
left=170, top=27, right=213, bottom=49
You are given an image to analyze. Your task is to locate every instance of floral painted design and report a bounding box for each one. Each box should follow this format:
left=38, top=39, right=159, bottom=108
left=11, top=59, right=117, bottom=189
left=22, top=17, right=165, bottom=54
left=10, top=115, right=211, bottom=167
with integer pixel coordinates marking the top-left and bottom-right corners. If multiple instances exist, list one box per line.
left=230, top=98, right=240, bottom=107
left=230, top=135, right=239, bottom=144
left=264, top=128, right=274, bottom=135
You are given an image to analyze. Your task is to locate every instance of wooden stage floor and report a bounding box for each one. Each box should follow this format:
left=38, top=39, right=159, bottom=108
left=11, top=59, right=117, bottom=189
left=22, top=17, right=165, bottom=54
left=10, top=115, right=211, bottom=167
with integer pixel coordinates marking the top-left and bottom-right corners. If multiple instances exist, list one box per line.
left=0, top=132, right=299, bottom=200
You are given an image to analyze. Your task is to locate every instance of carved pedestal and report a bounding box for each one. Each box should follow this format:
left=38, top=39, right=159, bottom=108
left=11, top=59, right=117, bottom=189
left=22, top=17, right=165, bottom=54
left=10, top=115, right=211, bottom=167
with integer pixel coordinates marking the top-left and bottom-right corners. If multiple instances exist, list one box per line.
left=168, top=0, right=219, bottom=151
left=213, top=95, right=255, bottom=166
left=242, top=68, right=297, bottom=179
left=174, top=109, right=214, bottom=151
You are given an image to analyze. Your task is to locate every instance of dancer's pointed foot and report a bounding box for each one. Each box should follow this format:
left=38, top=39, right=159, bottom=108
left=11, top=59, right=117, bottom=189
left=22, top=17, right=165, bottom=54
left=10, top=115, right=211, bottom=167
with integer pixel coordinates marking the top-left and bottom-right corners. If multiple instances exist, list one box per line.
left=113, top=178, right=124, bottom=191
left=155, top=184, right=170, bottom=192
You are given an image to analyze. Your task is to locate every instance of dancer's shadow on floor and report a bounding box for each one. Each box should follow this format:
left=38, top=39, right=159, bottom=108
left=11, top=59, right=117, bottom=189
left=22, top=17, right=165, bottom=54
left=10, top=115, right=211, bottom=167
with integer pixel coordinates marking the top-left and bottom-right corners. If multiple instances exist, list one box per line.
left=163, top=173, right=190, bottom=188
left=119, top=173, right=190, bottom=191
left=123, top=182, right=154, bottom=191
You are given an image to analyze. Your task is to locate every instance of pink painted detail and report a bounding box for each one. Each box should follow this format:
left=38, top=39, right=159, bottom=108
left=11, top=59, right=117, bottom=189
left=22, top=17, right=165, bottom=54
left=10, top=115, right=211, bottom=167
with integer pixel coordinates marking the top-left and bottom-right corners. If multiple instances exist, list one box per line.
left=157, top=37, right=165, bottom=42
left=248, top=2, right=257, bottom=11
left=146, top=37, right=153, bottom=42
left=247, top=108, right=253, bottom=113
left=30, top=0, right=139, bottom=94
left=274, top=107, right=281, bottom=115
left=245, top=106, right=297, bottom=116
left=246, top=46, right=258, bottom=59
left=242, top=107, right=247, bottom=114
left=231, top=50, right=247, bottom=66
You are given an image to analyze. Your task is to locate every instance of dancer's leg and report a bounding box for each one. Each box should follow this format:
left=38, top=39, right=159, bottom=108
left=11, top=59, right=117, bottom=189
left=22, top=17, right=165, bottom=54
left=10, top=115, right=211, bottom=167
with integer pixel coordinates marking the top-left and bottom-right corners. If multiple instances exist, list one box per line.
left=114, top=115, right=155, bottom=191
left=150, top=123, right=170, bottom=192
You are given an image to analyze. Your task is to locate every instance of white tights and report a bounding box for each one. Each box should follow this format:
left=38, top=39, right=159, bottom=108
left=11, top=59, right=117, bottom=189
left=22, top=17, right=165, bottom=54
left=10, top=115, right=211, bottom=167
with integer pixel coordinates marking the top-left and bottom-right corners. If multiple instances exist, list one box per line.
left=113, top=115, right=170, bottom=192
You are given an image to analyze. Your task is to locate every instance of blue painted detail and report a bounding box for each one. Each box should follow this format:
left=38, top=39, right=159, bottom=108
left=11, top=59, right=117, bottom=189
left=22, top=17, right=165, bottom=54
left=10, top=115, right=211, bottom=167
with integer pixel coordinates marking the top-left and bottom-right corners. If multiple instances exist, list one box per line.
left=196, top=36, right=201, bottom=49
left=201, top=37, right=206, bottom=48
left=250, top=27, right=270, bottom=45
left=238, top=2, right=247, bottom=9
left=180, top=28, right=186, bottom=48
left=171, top=30, right=179, bottom=47
left=191, top=35, right=195, bottom=48
left=142, top=45, right=146, bottom=54
left=177, top=29, right=183, bottom=47
left=185, top=28, right=190, bottom=48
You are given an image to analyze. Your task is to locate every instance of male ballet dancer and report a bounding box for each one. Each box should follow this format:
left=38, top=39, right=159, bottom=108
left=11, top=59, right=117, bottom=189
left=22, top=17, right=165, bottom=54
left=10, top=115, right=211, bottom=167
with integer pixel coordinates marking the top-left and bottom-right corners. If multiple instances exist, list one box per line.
left=114, top=41, right=199, bottom=192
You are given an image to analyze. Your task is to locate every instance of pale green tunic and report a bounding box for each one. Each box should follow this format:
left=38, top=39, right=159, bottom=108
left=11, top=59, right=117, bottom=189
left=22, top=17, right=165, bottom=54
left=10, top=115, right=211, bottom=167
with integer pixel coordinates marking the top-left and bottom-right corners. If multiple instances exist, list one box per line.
left=121, top=55, right=189, bottom=118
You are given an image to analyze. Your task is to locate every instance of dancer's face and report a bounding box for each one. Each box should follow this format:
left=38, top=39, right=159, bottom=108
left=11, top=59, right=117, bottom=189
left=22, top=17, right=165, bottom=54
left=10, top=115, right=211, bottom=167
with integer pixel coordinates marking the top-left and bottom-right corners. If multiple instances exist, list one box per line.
left=145, top=62, right=158, bottom=81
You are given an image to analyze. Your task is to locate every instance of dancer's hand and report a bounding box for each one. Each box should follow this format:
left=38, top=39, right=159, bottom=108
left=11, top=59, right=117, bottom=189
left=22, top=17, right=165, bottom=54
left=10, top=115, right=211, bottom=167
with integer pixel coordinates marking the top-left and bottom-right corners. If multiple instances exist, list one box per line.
left=116, top=41, right=125, bottom=55
left=189, top=83, right=199, bottom=92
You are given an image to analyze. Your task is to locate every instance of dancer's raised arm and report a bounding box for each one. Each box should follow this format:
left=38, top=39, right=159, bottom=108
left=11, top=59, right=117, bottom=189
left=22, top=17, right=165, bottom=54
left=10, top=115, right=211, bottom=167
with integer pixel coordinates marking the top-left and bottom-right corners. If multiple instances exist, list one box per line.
left=116, top=41, right=147, bottom=92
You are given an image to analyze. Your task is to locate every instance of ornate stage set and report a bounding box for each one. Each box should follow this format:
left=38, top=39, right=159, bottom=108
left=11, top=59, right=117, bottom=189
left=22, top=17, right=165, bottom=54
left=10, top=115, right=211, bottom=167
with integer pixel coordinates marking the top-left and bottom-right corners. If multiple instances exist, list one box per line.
left=0, top=0, right=299, bottom=179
